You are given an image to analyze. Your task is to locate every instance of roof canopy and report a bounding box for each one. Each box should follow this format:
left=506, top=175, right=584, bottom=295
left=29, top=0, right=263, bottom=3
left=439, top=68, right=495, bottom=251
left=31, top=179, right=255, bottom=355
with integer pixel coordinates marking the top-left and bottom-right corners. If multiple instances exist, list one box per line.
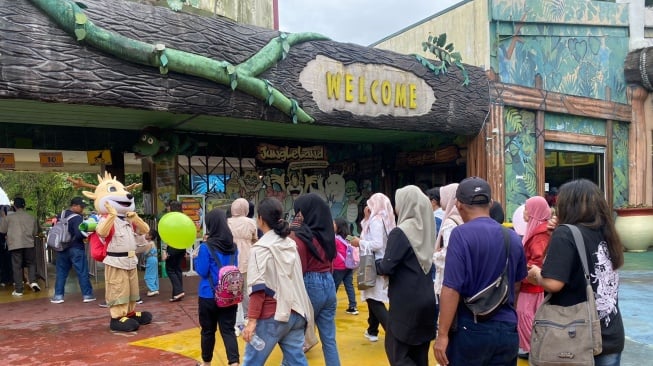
left=0, top=0, right=490, bottom=144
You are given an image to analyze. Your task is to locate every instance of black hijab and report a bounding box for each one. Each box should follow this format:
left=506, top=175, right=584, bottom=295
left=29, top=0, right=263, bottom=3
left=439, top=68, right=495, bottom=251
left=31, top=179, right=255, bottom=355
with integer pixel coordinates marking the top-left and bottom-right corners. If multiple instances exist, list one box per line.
left=292, top=193, right=336, bottom=261
left=205, top=208, right=236, bottom=254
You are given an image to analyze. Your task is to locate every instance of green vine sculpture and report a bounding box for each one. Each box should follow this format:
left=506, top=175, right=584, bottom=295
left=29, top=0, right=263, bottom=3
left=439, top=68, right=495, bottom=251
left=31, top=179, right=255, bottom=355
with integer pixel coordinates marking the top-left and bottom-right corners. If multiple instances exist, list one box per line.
left=416, top=33, right=469, bottom=86
left=30, top=0, right=330, bottom=124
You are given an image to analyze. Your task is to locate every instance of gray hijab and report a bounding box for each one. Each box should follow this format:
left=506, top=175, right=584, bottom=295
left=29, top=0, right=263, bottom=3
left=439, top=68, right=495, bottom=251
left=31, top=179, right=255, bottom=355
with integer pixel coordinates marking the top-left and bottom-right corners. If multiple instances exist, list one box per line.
left=395, top=185, right=436, bottom=275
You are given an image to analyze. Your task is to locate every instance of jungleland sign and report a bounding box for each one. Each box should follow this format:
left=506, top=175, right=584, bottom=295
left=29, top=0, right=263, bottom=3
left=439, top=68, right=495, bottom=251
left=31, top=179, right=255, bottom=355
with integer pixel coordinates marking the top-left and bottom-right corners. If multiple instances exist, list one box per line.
left=299, top=55, right=436, bottom=117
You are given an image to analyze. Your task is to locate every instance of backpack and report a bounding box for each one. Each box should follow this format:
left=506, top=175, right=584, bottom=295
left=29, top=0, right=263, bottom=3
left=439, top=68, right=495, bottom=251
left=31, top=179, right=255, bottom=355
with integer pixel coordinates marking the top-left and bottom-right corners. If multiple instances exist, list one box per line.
left=88, top=226, right=115, bottom=262
left=344, top=242, right=360, bottom=269
left=46, top=211, right=79, bottom=251
left=206, top=245, right=243, bottom=307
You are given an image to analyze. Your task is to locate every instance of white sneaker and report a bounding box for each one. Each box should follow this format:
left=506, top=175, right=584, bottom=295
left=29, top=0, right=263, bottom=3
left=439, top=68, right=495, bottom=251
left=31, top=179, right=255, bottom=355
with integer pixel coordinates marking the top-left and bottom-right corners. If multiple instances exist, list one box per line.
left=364, top=330, right=378, bottom=342
left=11, top=291, right=23, bottom=297
left=30, top=282, right=41, bottom=292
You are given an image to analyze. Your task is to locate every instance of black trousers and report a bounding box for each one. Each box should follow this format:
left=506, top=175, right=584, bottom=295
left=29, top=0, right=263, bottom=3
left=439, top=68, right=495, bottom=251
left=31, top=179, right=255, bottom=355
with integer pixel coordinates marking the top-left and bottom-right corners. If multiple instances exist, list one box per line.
left=385, top=326, right=430, bottom=366
left=165, top=249, right=185, bottom=297
left=366, top=298, right=389, bottom=336
left=198, top=297, right=239, bottom=364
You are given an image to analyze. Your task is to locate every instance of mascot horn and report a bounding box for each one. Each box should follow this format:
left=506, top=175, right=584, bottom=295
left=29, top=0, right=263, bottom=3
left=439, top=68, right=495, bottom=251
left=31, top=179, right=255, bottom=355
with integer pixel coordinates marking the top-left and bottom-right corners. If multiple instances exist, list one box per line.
left=68, top=173, right=152, bottom=332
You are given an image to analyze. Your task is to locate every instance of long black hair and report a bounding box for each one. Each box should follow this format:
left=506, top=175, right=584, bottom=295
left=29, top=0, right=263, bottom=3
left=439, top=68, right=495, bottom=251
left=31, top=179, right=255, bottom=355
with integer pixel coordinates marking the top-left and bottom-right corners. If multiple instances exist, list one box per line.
left=292, top=193, right=336, bottom=261
left=334, top=217, right=350, bottom=238
left=556, top=179, right=623, bottom=269
left=258, top=197, right=290, bottom=238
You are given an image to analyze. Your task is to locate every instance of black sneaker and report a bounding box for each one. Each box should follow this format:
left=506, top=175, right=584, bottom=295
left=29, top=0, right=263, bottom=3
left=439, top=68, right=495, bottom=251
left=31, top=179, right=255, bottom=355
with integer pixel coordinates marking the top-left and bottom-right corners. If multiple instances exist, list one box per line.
left=136, top=298, right=144, bottom=304
left=345, top=307, right=359, bottom=315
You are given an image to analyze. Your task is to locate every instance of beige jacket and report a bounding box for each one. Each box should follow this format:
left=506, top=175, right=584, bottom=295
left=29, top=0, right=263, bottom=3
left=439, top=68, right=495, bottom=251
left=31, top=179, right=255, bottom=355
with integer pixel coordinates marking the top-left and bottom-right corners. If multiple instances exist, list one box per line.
left=247, top=230, right=314, bottom=325
left=0, top=210, right=38, bottom=250
left=227, top=216, right=257, bottom=273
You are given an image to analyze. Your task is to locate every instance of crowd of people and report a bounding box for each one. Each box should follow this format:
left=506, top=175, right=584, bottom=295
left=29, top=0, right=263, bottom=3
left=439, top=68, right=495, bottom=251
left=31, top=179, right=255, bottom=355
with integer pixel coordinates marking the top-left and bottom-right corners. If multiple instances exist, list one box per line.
left=0, top=176, right=626, bottom=366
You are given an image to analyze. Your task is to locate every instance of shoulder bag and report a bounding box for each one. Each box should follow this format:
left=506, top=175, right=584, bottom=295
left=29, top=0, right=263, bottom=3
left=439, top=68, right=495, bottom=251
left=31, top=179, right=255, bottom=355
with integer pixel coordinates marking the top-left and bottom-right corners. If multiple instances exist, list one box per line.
left=462, top=227, right=511, bottom=322
left=529, top=224, right=602, bottom=366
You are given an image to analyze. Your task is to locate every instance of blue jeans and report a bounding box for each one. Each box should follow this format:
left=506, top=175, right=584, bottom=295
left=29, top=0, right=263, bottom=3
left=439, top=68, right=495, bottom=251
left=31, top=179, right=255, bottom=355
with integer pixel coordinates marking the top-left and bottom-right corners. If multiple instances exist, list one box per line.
left=304, top=271, right=340, bottom=366
left=144, top=256, right=159, bottom=292
left=447, top=316, right=518, bottom=365
left=243, top=312, right=307, bottom=366
left=332, top=269, right=356, bottom=308
left=54, top=246, right=93, bottom=297
left=595, top=352, right=621, bottom=366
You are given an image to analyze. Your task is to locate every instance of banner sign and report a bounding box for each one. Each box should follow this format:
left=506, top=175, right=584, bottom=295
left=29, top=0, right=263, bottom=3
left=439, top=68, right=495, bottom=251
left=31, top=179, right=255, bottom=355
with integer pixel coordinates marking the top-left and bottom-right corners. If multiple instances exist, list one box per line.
left=256, top=144, right=326, bottom=163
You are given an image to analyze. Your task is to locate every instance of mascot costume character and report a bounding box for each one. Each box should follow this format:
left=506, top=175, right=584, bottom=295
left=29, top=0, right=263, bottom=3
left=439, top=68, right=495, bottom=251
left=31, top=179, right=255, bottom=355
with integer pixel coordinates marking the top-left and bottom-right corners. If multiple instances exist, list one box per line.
left=69, top=173, right=152, bottom=332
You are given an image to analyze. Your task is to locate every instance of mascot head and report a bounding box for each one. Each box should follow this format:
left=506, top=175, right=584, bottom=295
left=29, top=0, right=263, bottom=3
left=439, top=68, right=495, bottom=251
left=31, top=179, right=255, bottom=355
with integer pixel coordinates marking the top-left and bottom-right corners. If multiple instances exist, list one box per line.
left=133, top=132, right=162, bottom=159
left=68, top=172, right=142, bottom=215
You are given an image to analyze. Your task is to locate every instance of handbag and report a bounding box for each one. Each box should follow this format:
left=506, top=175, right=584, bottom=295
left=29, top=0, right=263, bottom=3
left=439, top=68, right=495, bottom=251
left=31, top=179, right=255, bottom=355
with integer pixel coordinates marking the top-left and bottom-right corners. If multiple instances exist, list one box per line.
left=357, top=247, right=377, bottom=290
left=463, top=227, right=510, bottom=322
left=529, top=224, right=602, bottom=366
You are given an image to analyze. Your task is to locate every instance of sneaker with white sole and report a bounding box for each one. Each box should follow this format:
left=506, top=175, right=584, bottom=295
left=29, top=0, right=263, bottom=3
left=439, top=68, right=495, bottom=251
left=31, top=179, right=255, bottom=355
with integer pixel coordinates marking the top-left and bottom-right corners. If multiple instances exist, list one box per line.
left=364, top=330, right=379, bottom=342
left=30, top=282, right=41, bottom=292
left=51, top=296, right=64, bottom=304
left=82, top=295, right=97, bottom=303
left=98, top=301, right=109, bottom=308
left=12, top=290, right=23, bottom=297
left=345, top=307, right=359, bottom=315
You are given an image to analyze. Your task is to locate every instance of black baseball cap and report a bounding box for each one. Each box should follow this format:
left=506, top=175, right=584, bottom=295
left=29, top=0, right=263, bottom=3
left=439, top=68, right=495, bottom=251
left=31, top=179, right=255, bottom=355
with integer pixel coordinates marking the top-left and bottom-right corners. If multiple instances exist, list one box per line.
left=456, top=177, right=491, bottom=205
left=70, top=197, right=88, bottom=207
left=13, top=197, right=26, bottom=208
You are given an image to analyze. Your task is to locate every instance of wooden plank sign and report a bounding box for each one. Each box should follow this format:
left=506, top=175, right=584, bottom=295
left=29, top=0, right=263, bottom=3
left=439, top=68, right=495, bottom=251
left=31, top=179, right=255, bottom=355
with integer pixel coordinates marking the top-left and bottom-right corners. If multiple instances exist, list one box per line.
left=39, top=152, right=64, bottom=167
left=0, top=153, right=15, bottom=169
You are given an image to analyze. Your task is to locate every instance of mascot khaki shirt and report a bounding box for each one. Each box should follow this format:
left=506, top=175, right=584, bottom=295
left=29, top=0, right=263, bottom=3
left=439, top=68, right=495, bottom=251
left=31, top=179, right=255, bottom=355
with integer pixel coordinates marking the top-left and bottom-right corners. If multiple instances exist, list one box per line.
left=0, top=211, right=39, bottom=250
left=102, top=217, right=146, bottom=270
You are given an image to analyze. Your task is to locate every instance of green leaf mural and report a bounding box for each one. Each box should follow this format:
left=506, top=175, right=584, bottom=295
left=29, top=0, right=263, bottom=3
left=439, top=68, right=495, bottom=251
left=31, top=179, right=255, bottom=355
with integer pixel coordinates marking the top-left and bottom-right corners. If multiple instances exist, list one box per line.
left=612, top=122, right=629, bottom=207
left=504, top=107, right=537, bottom=219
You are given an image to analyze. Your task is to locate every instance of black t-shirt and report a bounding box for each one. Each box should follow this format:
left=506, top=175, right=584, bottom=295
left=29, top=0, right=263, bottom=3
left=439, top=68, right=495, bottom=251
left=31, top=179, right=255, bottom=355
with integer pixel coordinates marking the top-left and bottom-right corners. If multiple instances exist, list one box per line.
left=541, top=225, right=624, bottom=354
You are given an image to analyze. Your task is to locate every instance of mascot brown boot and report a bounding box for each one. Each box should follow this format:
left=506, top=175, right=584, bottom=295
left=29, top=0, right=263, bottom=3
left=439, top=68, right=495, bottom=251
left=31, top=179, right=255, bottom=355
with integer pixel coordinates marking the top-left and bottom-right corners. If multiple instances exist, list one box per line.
left=110, top=316, right=140, bottom=332
left=128, top=310, right=153, bottom=325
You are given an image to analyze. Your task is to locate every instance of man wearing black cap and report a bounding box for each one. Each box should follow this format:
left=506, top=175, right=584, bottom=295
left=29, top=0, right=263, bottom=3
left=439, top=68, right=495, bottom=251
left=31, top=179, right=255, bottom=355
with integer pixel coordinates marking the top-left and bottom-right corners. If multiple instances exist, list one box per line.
left=0, top=197, right=40, bottom=296
left=433, top=177, right=527, bottom=366
left=50, top=197, right=96, bottom=304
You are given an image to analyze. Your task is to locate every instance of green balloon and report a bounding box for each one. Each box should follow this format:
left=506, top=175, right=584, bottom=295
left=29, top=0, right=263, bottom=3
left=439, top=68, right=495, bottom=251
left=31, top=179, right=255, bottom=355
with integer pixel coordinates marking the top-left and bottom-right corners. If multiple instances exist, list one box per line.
left=158, top=212, right=197, bottom=249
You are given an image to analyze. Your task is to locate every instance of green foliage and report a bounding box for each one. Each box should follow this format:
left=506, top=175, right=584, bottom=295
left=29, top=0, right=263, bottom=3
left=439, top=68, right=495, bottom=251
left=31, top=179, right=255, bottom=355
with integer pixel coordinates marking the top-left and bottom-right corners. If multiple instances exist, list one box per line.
left=0, top=172, right=143, bottom=223
left=420, top=33, right=469, bottom=86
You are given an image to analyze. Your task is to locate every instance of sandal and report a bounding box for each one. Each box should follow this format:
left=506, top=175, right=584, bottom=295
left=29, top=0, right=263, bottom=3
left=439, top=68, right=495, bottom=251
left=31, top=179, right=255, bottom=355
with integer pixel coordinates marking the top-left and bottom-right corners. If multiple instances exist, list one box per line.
left=169, top=292, right=185, bottom=302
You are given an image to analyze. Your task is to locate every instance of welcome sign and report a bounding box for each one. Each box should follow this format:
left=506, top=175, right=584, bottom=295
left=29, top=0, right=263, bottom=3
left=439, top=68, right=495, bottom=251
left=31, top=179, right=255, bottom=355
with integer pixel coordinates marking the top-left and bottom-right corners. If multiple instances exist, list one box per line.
left=299, top=55, right=436, bottom=117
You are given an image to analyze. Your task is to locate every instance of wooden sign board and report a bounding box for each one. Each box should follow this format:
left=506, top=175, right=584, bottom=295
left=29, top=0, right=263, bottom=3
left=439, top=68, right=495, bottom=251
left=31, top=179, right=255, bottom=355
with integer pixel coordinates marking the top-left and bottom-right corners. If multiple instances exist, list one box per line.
left=87, top=150, right=112, bottom=166
left=39, top=152, right=63, bottom=167
left=0, top=153, right=16, bottom=169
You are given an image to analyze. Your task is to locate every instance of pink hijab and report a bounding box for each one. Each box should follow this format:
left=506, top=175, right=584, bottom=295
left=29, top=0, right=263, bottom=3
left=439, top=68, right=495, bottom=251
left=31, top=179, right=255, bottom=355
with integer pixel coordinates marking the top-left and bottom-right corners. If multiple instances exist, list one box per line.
left=361, top=193, right=396, bottom=236
left=522, top=196, right=551, bottom=245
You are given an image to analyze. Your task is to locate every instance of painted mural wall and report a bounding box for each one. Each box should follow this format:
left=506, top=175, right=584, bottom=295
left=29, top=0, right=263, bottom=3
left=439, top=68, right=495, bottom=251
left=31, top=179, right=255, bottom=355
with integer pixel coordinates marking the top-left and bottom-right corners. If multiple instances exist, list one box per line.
left=491, top=0, right=629, bottom=103
left=503, top=107, right=537, bottom=218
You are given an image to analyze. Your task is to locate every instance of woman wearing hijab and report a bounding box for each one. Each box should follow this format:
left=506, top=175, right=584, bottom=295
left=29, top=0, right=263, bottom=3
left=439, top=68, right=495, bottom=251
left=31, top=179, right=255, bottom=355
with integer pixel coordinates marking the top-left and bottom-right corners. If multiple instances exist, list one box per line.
left=349, top=192, right=396, bottom=343
left=516, top=196, right=552, bottom=359
left=193, top=208, right=240, bottom=366
left=432, top=183, right=462, bottom=327
left=290, top=193, right=341, bottom=366
left=227, top=198, right=258, bottom=320
left=241, top=197, right=313, bottom=366
left=376, top=185, right=436, bottom=366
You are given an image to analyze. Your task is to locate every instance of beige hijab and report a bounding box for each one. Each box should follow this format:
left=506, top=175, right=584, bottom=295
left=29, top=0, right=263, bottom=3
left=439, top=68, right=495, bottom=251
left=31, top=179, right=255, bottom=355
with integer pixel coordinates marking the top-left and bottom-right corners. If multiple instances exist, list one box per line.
left=435, top=183, right=462, bottom=248
left=395, top=185, right=435, bottom=275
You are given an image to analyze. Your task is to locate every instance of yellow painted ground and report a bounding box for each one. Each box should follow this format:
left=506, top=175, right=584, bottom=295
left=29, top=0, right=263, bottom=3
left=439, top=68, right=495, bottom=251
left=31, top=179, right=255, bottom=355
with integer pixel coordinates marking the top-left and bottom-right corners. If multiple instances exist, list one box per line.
left=131, top=288, right=529, bottom=365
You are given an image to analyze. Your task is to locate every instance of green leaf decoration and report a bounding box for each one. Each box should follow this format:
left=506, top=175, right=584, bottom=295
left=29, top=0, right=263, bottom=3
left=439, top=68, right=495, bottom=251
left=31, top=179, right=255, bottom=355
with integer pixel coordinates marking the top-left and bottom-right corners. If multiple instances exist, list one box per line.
left=74, top=12, right=87, bottom=25
left=290, top=99, right=299, bottom=124
left=436, top=33, right=446, bottom=47
left=226, top=64, right=236, bottom=75
left=279, top=32, right=288, bottom=40
left=74, top=28, right=86, bottom=41
left=75, top=2, right=88, bottom=9
left=160, top=54, right=168, bottom=67
left=427, top=35, right=433, bottom=43
left=229, top=72, right=238, bottom=90
left=159, top=66, right=168, bottom=75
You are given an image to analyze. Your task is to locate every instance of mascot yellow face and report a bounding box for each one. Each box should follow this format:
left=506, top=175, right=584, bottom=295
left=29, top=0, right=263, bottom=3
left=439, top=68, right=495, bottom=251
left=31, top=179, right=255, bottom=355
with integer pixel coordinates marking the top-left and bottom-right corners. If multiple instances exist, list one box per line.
left=69, top=172, right=141, bottom=215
